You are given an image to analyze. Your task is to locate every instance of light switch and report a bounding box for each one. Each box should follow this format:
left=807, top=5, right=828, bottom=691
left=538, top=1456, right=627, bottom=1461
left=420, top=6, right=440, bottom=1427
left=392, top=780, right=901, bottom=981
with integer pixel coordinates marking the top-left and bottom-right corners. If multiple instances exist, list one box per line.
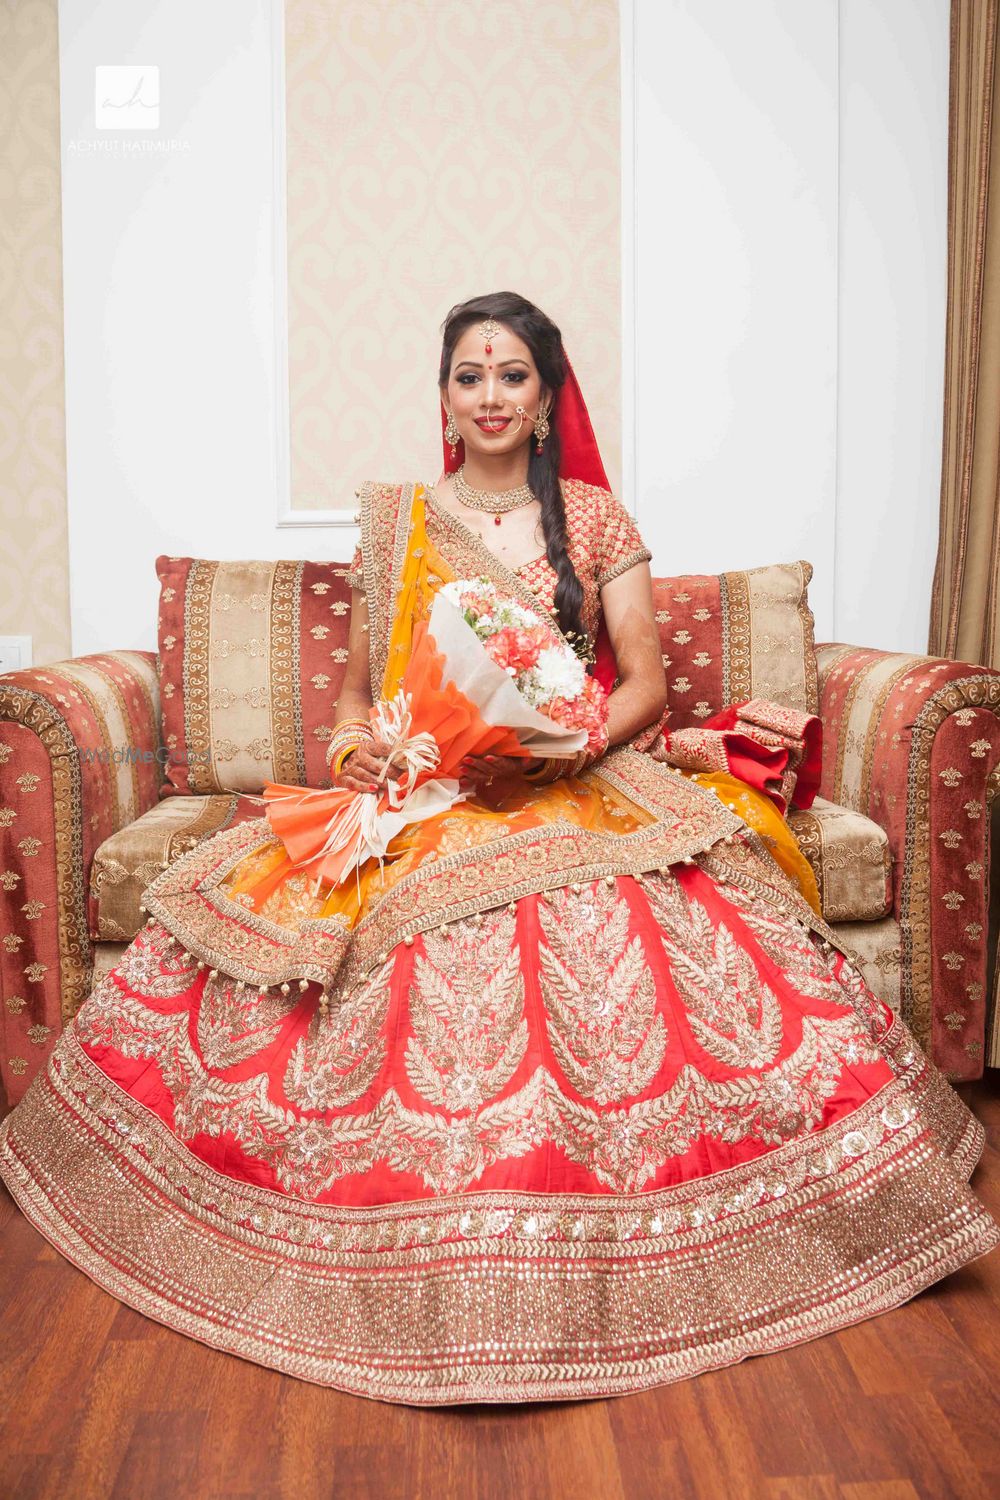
left=0, top=636, right=32, bottom=675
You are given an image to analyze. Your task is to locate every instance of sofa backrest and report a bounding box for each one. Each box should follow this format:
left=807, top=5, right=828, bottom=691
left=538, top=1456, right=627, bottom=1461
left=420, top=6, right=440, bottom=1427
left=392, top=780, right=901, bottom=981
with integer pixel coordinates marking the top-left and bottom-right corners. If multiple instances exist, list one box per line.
left=155, top=554, right=817, bottom=796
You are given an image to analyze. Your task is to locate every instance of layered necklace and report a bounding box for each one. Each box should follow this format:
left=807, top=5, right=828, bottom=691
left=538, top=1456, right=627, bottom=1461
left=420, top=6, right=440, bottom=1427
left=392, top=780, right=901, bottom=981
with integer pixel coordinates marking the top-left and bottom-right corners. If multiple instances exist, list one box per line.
left=453, top=464, right=536, bottom=526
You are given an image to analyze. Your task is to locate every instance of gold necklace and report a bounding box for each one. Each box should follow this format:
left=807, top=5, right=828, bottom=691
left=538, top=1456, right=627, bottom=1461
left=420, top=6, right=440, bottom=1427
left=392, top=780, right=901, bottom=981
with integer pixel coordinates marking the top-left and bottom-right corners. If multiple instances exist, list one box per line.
left=453, top=464, right=535, bottom=523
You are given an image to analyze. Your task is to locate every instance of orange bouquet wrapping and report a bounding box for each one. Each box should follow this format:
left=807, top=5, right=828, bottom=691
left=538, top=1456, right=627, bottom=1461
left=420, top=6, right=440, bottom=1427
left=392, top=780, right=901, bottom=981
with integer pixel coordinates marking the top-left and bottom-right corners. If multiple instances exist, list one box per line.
left=262, top=580, right=601, bottom=893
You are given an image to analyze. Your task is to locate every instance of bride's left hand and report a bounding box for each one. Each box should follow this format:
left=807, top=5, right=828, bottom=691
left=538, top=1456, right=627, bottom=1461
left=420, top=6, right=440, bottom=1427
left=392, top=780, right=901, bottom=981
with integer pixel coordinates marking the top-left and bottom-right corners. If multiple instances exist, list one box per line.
left=459, top=753, right=535, bottom=785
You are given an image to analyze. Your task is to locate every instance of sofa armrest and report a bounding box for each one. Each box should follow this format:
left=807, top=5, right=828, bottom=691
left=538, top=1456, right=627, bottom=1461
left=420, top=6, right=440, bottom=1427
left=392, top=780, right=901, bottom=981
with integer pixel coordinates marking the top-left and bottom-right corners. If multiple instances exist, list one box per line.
left=0, top=651, right=162, bottom=1109
left=816, top=642, right=1000, bottom=1079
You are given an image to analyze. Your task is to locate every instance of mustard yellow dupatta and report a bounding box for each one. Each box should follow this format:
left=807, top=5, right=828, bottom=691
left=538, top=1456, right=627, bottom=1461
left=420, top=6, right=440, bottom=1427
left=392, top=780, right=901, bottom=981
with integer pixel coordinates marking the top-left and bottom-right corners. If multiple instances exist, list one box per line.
left=224, top=483, right=820, bottom=927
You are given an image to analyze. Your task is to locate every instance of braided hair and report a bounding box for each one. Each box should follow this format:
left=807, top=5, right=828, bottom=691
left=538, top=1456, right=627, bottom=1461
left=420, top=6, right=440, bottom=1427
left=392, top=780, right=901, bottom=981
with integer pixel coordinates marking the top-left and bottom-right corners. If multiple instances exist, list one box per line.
left=438, top=291, right=588, bottom=657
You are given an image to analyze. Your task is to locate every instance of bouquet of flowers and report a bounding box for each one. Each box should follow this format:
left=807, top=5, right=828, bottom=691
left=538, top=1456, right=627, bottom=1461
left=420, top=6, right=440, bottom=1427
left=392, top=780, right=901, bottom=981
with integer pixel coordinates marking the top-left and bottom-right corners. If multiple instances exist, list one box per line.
left=262, top=579, right=610, bottom=892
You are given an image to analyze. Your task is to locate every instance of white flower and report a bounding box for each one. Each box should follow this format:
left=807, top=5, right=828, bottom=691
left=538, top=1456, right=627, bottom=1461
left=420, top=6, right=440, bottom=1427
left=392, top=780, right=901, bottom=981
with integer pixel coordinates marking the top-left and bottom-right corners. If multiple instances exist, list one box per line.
left=523, top=645, right=586, bottom=704
left=440, top=577, right=496, bottom=608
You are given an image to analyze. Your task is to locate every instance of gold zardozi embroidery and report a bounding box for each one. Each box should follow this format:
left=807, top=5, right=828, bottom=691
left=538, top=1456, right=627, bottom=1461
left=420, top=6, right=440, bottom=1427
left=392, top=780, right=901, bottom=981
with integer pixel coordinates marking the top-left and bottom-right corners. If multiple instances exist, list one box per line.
left=537, top=881, right=665, bottom=1104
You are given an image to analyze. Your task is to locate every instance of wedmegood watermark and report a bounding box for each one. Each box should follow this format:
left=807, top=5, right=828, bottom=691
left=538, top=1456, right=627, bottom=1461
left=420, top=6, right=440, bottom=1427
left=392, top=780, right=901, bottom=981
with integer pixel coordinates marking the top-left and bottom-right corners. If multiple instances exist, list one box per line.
left=78, top=746, right=211, bottom=767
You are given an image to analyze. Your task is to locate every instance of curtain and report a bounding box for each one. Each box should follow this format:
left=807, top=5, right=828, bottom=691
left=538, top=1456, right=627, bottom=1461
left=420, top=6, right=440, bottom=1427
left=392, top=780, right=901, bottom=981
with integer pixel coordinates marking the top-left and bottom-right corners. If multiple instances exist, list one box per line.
left=929, top=0, right=1000, bottom=666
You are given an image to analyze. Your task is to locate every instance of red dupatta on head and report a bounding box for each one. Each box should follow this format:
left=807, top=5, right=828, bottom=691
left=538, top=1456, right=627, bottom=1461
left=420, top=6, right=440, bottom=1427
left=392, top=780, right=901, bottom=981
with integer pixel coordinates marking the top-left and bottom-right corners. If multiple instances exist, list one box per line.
left=439, top=353, right=621, bottom=694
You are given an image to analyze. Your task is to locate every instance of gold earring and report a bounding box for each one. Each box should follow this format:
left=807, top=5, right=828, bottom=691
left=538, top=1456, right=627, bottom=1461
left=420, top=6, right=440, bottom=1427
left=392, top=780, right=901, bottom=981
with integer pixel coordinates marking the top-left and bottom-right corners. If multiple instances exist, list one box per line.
left=535, top=402, right=550, bottom=453
left=444, top=409, right=460, bottom=459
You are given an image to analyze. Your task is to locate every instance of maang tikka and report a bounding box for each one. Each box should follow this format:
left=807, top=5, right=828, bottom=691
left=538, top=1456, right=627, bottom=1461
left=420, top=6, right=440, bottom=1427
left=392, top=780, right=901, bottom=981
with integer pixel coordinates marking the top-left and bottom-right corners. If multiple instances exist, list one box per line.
left=478, top=316, right=502, bottom=354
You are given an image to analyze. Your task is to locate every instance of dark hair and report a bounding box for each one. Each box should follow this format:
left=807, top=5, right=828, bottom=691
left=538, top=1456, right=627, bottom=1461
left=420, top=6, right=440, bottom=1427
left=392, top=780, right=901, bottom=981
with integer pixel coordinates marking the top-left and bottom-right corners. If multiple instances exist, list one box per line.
left=438, top=291, right=588, bottom=655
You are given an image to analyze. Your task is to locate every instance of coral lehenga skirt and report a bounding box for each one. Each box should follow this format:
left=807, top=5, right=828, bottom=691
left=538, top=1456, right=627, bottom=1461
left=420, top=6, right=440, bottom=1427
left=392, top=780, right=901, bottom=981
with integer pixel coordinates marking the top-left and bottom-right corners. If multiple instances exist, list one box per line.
left=1, top=741, right=997, bottom=1403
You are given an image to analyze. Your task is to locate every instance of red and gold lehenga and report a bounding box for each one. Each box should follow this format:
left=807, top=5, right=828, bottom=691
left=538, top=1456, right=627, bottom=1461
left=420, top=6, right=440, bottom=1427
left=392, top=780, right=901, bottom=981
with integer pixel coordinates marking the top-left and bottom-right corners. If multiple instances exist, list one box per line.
left=2, top=404, right=999, bottom=1403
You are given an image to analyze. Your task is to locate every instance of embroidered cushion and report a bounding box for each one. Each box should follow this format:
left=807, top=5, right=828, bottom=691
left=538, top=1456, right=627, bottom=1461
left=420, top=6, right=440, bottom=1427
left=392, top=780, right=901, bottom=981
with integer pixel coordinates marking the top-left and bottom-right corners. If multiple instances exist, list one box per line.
left=90, top=793, right=265, bottom=940
left=651, top=561, right=818, bottom=730
left=155, top=553, right=818, bottom=796
left=785, top=795, right=893, bottom=922
left=155, top=556, right=354, bottom=796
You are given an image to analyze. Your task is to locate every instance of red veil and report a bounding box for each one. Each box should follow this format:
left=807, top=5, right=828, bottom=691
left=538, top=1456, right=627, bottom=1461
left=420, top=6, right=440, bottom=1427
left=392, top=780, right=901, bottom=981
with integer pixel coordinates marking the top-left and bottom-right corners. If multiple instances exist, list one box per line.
left=439, top=354, right=621, bottom=694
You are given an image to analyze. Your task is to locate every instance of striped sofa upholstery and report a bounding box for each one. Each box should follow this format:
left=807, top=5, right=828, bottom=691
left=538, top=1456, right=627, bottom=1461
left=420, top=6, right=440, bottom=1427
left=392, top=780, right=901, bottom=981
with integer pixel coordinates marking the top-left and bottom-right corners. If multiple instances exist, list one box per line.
left=816, top=645, right=1000, bottom=1081
left=0, top=654, right=161, bottom=1107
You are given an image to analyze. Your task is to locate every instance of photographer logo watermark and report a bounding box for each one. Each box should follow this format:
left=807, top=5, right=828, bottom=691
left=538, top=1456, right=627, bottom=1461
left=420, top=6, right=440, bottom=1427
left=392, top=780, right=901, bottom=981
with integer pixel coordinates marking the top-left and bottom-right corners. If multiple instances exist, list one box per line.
left=95, top=65, right=159, bottom=130
left=68, top=65, right=188, bottom=158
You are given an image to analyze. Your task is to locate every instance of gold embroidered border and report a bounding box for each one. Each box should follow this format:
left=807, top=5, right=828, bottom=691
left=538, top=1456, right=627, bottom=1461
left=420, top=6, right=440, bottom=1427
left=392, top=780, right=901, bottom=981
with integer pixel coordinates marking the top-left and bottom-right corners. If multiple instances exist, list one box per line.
left=137, top=748, right=749, bottom=992
left=270, top=560, right=304, bottom=787
left=183, top=560, right=217, bottom=795
left=722, top=569, right=753, bottom=707
left=140, top=818, right=353, bottom=989
left=0, top=1026, right=995, bottom=1404
left=358, top=480, right=412, bottom=703
left=596, top=546, right=653, bottom=589
left=594, top=744, right=742, bottom=829
left=798, top=563, right=820, bottom=714
left=698, top=823, right=841, bottom=945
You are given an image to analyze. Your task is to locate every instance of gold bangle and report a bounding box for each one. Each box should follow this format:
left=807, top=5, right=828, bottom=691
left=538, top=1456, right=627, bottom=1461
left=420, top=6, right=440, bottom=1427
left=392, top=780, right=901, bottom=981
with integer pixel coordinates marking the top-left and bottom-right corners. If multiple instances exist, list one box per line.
left=326, top=718, right=373, bottom=759
left=524, top=755, right=561, bottom=784
left=329, top=721, right=372, bottom=748
left=333, top=741, right=364, bottom=776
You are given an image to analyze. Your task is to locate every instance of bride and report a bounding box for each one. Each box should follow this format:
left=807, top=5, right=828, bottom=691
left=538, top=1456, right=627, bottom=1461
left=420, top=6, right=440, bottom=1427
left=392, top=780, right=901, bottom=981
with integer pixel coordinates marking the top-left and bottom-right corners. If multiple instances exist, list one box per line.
left=1, top=291, right=997, bottom=1405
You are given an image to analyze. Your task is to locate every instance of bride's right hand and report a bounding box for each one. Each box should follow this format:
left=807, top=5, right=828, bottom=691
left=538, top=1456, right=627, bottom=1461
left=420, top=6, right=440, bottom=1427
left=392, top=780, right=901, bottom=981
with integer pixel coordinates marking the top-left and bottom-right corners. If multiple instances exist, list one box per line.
left=333, top=736, right=407, bottom=794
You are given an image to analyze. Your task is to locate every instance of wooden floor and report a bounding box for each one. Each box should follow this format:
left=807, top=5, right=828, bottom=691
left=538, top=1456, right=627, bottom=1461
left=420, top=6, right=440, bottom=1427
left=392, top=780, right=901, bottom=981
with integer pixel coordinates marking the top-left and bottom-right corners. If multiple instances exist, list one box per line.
left=3, top=1077, right=1000, bottom=1500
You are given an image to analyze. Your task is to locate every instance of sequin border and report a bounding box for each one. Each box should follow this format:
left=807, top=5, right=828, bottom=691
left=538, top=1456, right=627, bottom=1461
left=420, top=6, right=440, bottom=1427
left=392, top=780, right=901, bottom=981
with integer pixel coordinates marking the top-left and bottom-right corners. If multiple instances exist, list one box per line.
left=0, top=1022, right=995, bottom=1404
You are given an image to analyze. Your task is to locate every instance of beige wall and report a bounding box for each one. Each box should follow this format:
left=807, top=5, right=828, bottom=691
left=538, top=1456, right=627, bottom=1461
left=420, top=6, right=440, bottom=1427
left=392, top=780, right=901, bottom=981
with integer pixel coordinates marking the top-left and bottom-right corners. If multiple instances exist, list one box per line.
left=0, top=0, right=70, bottom=665
left=285, top=0, right=622, bottom=510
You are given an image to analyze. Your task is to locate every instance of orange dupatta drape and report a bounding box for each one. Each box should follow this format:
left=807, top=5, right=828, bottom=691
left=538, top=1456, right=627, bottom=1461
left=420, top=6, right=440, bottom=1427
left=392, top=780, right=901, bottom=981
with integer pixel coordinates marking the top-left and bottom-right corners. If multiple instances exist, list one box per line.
left=223, top=486, right=820, bottom=928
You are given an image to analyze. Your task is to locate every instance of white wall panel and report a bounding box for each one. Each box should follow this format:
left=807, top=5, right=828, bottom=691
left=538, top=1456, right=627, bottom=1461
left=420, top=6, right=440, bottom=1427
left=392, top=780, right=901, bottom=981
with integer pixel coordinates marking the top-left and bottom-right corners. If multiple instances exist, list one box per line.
left=626, top=0, right=950, bottom=652
left=59, top=0, right=308, bottom=657
left=835, top=0, right=949, bottom=652
left=628, top=0, right=839, bottom=638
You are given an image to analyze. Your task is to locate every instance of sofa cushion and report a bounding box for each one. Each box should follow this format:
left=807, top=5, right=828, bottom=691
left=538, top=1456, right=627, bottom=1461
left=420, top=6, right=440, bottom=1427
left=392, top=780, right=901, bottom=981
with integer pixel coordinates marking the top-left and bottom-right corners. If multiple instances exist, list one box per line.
left=786, top=794, right=893, bottom=922
left=155, top=556, right=354, bottom=796
left=652, top=560, right=818, bottom=730
left=155, top=552, right=818, bottom=796
left=89, top=793, right=266, bottom=942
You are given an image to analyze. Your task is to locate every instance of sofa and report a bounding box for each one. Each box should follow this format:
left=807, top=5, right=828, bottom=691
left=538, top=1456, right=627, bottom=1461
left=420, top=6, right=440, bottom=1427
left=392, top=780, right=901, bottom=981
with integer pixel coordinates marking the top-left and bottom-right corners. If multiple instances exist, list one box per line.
left=3, top=547, right=999, bottom=1111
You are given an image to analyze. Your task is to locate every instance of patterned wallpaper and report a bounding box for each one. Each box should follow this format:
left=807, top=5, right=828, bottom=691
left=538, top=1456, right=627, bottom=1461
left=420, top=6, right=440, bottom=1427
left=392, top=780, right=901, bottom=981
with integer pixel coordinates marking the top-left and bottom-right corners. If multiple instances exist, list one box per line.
left=0, top=0, right=70, bottom=665
left=284, top=0, right=622, bottom=511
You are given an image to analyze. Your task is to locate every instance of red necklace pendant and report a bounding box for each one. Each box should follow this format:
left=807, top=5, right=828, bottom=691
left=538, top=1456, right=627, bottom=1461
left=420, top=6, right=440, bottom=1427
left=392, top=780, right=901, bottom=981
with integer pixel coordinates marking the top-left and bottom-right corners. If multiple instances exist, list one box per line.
left=494, top=514, right=502, bottom=525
